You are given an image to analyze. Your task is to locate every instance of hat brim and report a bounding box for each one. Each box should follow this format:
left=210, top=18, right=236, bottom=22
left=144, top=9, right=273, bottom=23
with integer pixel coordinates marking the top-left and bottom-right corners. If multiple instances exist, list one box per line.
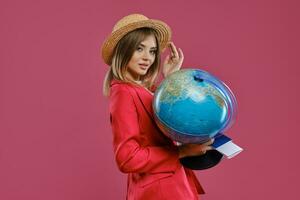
left=101, top=19, right=171, bottom=65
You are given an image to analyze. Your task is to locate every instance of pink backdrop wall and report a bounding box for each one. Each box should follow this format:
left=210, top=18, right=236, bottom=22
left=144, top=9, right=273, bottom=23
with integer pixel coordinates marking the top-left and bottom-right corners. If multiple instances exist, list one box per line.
left=1, top=0, right=299, bottom=199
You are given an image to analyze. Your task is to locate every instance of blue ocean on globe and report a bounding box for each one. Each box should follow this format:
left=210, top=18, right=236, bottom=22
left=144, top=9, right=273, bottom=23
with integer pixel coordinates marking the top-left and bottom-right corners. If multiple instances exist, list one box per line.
left=153, top=69, right=237, bottom=143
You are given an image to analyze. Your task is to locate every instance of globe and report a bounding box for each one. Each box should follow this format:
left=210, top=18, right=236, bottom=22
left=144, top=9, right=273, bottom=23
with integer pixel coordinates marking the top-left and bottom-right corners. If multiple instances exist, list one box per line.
left=153, top=69, right=237, bottom=144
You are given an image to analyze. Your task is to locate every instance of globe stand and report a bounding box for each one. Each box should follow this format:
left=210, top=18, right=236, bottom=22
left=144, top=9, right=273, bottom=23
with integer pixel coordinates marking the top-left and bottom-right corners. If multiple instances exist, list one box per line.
left=179, top=149, right=223, bottom=170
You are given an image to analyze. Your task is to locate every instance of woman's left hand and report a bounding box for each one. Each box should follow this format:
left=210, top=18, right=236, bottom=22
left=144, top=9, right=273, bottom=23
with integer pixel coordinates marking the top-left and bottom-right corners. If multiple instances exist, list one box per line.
left=162, top=42, right=184, bottom=78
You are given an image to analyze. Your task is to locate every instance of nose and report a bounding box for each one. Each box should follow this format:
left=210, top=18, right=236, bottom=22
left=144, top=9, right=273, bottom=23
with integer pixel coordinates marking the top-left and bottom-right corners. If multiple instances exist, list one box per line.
left=142, top=50, right=151, bottom=60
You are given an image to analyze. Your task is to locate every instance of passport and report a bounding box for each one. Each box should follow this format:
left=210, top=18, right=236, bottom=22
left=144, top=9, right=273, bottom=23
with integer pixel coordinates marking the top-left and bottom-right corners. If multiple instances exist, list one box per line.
left=212, top=134, right=243, bottom=159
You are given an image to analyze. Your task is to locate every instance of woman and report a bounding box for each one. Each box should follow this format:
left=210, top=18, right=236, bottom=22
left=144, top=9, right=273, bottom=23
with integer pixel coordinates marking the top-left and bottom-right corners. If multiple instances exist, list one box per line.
left=101, top=13, right=213, bottom=200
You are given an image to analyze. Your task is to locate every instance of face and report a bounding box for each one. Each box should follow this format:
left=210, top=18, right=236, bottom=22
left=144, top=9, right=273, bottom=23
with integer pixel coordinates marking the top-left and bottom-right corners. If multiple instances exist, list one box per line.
left=125, top=35, right=157, bottom=81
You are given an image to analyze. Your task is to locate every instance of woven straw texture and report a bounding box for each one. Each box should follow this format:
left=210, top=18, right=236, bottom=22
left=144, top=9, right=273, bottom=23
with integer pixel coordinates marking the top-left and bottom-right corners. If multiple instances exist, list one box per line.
left=101, top=14, right=172, bottom=65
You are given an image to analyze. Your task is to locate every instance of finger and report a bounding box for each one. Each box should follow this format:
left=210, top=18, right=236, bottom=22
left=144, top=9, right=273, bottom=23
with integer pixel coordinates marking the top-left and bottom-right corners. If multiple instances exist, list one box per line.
left=163, top=55, right=170, bottom=65
left=200, top=150, right=206, bottom=155
left=201, top=146, right=214, bottom=155
left=203, top=146, right=213, bottom=151
left=167, top=44, right=175, bottom=59
left=178, top=48, right=184, bottom=60
left=169, top=42, right=179, bottom=58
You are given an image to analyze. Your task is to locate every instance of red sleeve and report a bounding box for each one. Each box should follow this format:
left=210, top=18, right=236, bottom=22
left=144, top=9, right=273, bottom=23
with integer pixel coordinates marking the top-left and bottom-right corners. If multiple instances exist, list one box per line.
left=109, top=85, right=180, bottom=174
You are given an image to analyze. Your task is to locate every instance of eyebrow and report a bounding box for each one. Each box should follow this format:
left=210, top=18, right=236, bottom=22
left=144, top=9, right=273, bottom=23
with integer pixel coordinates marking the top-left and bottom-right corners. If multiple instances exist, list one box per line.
left=139, top=43, right=157, bottom=49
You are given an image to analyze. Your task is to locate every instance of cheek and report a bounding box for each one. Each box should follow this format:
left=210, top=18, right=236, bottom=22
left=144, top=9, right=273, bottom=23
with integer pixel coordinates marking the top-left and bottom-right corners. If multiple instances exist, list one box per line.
left=128, top=57, right=138, bottom=68
left=130, top=52, right=139, bottom=62
left=151, top=55, right=156, bottom=63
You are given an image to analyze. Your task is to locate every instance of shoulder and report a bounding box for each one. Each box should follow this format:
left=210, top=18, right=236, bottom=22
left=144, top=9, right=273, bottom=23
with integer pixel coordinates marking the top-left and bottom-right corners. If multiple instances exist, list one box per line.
left=109, top=81, right=138, bottom=105
left=110, top=82, right=134, bottom=97
left=109, top=82, right=138, bottom=113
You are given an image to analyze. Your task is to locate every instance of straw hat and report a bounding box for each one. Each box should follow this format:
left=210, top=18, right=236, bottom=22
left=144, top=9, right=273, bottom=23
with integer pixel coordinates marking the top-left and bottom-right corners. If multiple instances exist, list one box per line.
left=101, top=13, right=172, bottom=65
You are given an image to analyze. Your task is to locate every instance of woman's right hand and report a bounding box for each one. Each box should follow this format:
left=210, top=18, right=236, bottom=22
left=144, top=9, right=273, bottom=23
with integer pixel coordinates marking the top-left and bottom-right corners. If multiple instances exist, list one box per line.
left=178, top=139, right=215, bottom=158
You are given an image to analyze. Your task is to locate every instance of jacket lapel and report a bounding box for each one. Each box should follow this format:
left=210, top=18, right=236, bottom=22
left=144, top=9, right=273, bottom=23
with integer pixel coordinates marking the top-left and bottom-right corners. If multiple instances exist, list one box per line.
left=131, top=86, right=154, bottom=120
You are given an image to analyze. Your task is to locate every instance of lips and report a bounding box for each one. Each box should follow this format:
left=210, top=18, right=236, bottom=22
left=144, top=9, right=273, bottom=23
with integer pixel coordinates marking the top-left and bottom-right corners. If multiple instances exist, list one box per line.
left=139, top=64, right=149, bottom=70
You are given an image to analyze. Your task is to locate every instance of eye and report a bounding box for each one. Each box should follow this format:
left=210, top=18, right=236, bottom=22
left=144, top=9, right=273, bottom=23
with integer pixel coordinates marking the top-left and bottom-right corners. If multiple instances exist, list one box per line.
left=137, top=47, right=143, bottom=52
left=150, top=50, right=157, bottom=55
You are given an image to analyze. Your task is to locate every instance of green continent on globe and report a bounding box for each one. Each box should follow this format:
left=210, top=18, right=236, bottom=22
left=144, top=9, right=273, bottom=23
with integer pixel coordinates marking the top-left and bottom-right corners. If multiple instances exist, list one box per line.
left=159, top=70, right=194, bottom=104
left=159, top=70, right=225, bottom=108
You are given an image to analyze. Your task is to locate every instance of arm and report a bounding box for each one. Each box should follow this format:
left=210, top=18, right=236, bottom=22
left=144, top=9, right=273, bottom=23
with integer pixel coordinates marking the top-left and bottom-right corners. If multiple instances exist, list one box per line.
left=109, top=85, right=180, bottom=174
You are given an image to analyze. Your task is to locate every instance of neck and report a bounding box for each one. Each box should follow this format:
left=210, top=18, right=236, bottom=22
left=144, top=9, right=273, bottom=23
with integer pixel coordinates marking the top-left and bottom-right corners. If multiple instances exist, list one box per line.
left=125, top=71, right=140, bottom=82
left=125, top=74, right=144, bottom=87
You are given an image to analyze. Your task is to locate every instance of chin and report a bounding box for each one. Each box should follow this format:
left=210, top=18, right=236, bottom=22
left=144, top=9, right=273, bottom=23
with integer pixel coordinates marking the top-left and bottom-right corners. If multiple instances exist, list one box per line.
left=139, top=70, right=148, bottom=75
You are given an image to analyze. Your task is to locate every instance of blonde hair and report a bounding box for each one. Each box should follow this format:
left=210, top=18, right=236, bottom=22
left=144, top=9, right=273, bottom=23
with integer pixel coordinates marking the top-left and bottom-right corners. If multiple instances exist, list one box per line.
left=102, top=28, right=161, bottom=97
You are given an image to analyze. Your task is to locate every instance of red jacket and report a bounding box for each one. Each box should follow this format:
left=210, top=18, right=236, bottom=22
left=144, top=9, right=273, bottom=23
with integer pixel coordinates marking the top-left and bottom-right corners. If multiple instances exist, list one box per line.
left=109, top=79, right=205, bottom=200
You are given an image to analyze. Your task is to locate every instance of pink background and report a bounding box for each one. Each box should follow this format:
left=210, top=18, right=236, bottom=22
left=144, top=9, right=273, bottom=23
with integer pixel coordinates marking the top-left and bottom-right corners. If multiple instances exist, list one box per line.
left=1, top=0, right=299, bottom=199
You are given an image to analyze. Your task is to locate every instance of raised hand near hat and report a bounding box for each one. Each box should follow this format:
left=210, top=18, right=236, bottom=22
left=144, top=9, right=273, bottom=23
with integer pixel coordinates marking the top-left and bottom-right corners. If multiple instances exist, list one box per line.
left=162, top=42, right=184, bottom=77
